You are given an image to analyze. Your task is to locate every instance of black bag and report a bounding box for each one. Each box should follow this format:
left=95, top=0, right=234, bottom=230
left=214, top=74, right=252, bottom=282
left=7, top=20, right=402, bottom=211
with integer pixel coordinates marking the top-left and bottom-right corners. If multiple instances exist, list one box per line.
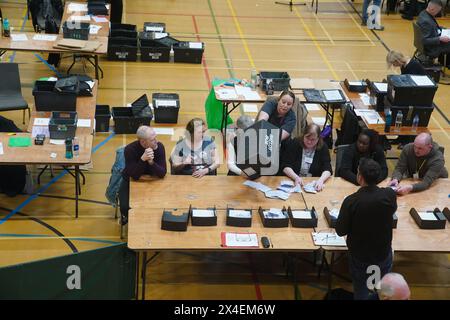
left=55, top=76, right=80, bottom=93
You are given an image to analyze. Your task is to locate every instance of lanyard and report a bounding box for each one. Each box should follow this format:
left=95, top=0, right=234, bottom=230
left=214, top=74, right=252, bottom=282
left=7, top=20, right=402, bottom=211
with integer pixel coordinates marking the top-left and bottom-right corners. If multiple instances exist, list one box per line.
left=416, top=159, right=426, bottom=173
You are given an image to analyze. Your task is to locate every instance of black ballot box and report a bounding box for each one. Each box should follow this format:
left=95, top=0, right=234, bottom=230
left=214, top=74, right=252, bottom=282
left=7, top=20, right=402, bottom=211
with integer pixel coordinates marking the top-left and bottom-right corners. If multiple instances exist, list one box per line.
left=387, top=74, right=437, bottom=107
left=173, top=41, right=204, bottom=64
left=235, top=120, right=281, bottom=179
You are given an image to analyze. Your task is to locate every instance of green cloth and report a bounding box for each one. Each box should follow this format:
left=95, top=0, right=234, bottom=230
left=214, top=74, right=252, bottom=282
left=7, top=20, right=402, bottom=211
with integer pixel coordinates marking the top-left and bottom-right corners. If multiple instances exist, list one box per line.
left=8, top=136, right=32, bottom=147
left=205, top=79, right=234, bottom=130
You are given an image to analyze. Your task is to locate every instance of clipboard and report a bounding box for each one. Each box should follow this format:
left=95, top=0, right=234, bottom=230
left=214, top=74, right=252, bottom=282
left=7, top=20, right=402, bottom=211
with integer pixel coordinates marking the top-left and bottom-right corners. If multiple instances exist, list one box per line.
left=220, top=232, right=259, bottom=248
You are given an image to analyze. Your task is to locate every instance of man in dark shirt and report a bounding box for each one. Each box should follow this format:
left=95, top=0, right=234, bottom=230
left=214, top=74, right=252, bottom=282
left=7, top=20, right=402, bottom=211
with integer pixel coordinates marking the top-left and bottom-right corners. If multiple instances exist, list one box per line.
left=119, top=126, right=166, bottom=225
left=336, top=158, right=397, bottom=300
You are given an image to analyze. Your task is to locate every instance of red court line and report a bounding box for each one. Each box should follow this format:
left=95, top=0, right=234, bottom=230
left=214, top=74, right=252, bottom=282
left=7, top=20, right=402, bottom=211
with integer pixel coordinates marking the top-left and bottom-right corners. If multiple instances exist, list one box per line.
left=192, top=15, right=211, bottom=90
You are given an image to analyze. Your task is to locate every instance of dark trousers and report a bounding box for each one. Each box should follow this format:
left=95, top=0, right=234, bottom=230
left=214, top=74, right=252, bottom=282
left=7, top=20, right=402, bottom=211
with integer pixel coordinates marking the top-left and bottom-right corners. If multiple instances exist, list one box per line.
left=118, top=178, right=130, bottom=218
left=349, top=250, right=393, bottom=300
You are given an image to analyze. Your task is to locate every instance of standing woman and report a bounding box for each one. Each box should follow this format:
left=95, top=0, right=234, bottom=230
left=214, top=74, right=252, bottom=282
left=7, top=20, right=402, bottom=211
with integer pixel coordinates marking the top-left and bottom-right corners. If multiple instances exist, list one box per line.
left=171, top=118, right=220, bottom=178
left=339, top=129, right=388, bottom=185
left=281, top=123, right=332, bottom=191
left=257, top=90, right=297, bottom=141
left=386, top=50, right=427, bottom=75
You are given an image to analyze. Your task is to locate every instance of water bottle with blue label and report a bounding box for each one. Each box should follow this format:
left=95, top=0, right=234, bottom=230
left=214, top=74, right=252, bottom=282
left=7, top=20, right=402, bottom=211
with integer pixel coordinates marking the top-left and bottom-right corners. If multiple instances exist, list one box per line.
left=412, top=114, right=419, bottom=132
left=3, top=18, right=10, bottom=37
left=395, top=110, right=403, bottom=132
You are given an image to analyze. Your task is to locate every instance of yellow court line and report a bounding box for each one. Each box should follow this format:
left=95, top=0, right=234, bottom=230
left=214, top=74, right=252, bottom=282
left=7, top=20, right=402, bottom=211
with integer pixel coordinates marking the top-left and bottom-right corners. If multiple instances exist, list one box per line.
left=337, top=0, right=375, bottom=46
left=226, top=0, right=256, bottom=69
left=293, top=7, right=339, bottom=80
left=312, top=13, right=335, bottom=46
left=430, top=115, right=450, bottom=141
left=344, top=61, right=359, bottom=79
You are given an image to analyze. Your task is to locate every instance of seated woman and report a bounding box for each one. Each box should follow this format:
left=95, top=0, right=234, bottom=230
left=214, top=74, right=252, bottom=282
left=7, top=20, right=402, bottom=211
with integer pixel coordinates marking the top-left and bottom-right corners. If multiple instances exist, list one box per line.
left=257, top=90, right=296, bottom=141
left=386, top=50, right=427, bottom=75
left=281, top=123, right=332, bottom=192
left=171, top=118, right=220, bottom=178
left=339, top=129, right=388, bottom=185
left=227, top=115, right=254, bottom=177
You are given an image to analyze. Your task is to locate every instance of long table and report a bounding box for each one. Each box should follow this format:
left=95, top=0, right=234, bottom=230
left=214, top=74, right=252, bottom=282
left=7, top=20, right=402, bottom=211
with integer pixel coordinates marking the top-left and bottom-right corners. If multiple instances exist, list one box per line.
left=128, top=175, right=449, bottom=298
left=0, top=81, right=98, bottom=217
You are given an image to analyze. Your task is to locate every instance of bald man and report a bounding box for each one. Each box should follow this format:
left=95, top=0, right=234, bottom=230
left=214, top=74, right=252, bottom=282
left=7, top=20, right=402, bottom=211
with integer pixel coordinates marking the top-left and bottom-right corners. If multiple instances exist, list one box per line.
left=378, top=273, right=411, bottom=300
left=119, top=126, right=167, bottom=225
left=389, top=133, right=448, bottom=195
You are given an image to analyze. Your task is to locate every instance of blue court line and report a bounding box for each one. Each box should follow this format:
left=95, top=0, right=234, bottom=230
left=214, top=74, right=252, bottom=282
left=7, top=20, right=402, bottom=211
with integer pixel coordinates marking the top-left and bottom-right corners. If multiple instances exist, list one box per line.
left=0, top=132, right=116, bottom=225
left=9, top=4, right=29, bottom=63
left=33, top=53, right=63, bottom=77
left=0, top=233, right=122, bottom=245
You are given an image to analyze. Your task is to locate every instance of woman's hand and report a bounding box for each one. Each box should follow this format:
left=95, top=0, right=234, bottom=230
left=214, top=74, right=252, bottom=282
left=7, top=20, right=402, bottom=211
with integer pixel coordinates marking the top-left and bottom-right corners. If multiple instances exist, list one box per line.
left=192, top=168, right=209, bottom=178
left=294, top=176, right=303, bottom=187
left=314, top=180, right=325, bottom=192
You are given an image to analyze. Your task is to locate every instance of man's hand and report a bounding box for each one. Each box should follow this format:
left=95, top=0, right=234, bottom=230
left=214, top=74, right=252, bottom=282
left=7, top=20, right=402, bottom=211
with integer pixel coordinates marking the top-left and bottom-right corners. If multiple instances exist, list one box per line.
left=396, top=184, right=413, bottom=195
left=439, top=36, right=450, bottom=43
left=314, top=180, right=325, bottom=192
left=192, top=168, right=208, bottom=178
left=145, top=148, right=154, bottom=161
left=141, top=150, right=151, bottom=162
left=387, top=179, right=399, bottom=187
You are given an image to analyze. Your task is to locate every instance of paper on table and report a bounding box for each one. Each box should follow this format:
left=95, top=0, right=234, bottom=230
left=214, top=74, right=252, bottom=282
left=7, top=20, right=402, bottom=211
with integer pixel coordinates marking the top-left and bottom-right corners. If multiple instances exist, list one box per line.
left=9, top=136, right=31, bottom=147
left=323, top=90, right=343, bottom=101
left=89, top=25, right=102, bottom=34
left=359, top=93, right=371, bottom=106
left=224, top=232, right=258, bottom=247
left=92, top=16, right=108, bottom=23
left=192, top=209, right=215, bottom=217
left=256, top=183, right=272, bottom=193
left=49, top=139, right=65, bottom=145
left=348, top=81, right=364, bottom=86
left=33, top=34, right=58, bottom=41
left=311, top=117, right=326, bottom=126
left=243, top=180, right=260, bottom=189
left=34, top=118, right=50, bottom=126
left=243, top=167, right=257, bottom=177
left=11, top=34, right=28, bottom=41
left=441, top=29, right=450, bottom=38
left=31, top=126, right=50, bottom=138
left=216, top=88, right=238, bottom=100
left=228, top=210, right=252, bottom=218
left=410, top=75, right=434, bottom=86
left=265, top=190, right=290, bottom=200
left=69, top=15, right=91, bottom=22
left=373, top=82, right=388, bottom=92
left=303, top=181, right=317, bottom=194
left=0, top=142, right=3, bottom=155
left=312, top=232, right=346, bottom=246
left=68, top=3, right=88, bottom=12
left=242, top=103, right=258, bottom=113
left=418, top=211, right=438, bottom=221
left=291, top=210, right=312, bottom=219
left=153, top=128, right=174, bottom=135
left=263, top=208, right=287, bottom=218
left=304, top=103, right=321, bottom=111
left=77, top=119, right=92, bottom=127
left=189, top=42, right=203, bottom=49
left=359, top=110, right=384, bottom=124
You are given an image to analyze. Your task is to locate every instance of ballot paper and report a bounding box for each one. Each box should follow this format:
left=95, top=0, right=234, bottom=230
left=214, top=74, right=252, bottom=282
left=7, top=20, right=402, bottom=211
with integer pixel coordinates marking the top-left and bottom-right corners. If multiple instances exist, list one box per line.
left=264, top=190, right=290, bottom=201
left=228, top=210, right=252, bottom=218
left=33, top=34, right=58, bottom=41
left=89, top=25, right=102, bottom=35
left=34, top=118, right=50, bottom=126
left=11, top=34, right=28, bottom=41
left=92, top=16, right=108, bottom=23
left=243, top=180, right=272, bottom=193
left=277, top=180, right=301, bottom=193
left=312, top=232, right=346, bottom=246
left=216, top=88, right=238, bottom=100
left=291, top=210, right=312, bottom=219
left=0, top=142, right=4, bottom=155
left=303, top=181, right=317, bottom=194
left=410, top=75, right=434, bottom=87
left=263, top=208, right=287, bottom=219
left=359, top=93, right=371, bottom=106
left=242, top=103, right=258, bottom=113
left=234, top=86, right=261, bottom=100
left=304, top=103, right=321, bottom=111
left=356, top=109, right=384, bottom=125
left=417, top=211, right=438, bottom=221
left=31, top=126, right=50, bottom=138
left=373, top=82, right=388, bottom=92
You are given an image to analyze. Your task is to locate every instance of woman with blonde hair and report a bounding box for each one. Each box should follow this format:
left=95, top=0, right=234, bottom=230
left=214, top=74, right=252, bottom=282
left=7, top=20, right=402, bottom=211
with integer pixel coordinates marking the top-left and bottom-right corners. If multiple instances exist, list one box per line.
left=386, top=50, right=427, bottom=75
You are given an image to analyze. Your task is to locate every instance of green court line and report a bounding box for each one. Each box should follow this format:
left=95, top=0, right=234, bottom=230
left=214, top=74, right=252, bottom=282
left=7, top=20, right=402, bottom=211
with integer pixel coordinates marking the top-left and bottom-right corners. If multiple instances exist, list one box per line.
left=0, top=233, right=122, bottom=245
left=207, top=0, right=235, bottom=78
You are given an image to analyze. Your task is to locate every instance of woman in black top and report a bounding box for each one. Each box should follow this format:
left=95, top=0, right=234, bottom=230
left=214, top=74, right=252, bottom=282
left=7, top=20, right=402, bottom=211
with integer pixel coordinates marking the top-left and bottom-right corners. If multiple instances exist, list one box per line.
left=339, top=129, right=388, bottom=185
left=281, top=123, right=332, bottom=192
left=386, top=50, right=427, bottom=75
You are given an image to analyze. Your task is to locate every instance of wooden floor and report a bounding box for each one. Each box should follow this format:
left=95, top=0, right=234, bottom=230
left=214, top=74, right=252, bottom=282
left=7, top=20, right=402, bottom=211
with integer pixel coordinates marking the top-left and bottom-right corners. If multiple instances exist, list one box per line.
left=0, top=0, right=449, bottom=299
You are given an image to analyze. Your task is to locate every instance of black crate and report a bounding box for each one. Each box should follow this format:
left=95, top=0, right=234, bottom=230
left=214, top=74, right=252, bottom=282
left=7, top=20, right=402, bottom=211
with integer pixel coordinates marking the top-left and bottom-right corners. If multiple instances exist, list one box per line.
left=368, top=81, right=388, bottom=111
left=107, top=37, right=138, bottom=61
left=173, top=41, right=204, bottom=64
left=111, top=29, right=137, bottom=38
left=88, top=2, right=108, bottom=16
left=139, top=32, right=178, bottom=48
left=95, top=105, right=111, bottom=132
left=111, top=23, right=136, bottom=32
left=62, top=22, right=90, bottom=40
left=152, top=93, right=180, bottom=123
left=259, top=71, right=290, bottom=93
left=344, top=79, right=367, bottom=93
left=49, top=111, right=78, bottom=140
left=140, top=46, right=170, bottom=62
left=33, top=81, right=78, bottom=112
left=111, top=107, right=152, bottom=134
left=384, top=99, right=434, bottom=127
left=387, top=74, right=437, bottom=107
left=143, top=22, right=166, bottom=32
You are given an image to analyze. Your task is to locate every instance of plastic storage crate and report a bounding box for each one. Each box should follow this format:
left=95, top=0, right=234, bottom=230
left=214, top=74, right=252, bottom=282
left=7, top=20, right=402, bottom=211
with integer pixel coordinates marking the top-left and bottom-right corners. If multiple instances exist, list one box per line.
left=33, top=81, right=78, bottom=112
left=111, top=107, right=153, bottom=134
left=259, top=71, right=290, bottom=93
left=108, top=37, right=138, bottom=61
left=49, top=111, right=78, bottom=140
left=95, top=105, right=111, bottom=132
left=173, top=41, right=204, bottom=64
left=152, top=93, right=180, bottom=123
left=387, top=74, right=437, bottom=107
left=139, top=32, right=178, bottom=62
left=62, top=22, right=90, bottom=40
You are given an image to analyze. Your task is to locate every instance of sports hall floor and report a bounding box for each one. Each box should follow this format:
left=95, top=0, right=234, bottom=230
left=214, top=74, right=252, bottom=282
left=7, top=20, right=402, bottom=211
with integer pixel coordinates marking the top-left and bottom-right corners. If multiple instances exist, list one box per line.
left=0, top=0, right=448, bottom=299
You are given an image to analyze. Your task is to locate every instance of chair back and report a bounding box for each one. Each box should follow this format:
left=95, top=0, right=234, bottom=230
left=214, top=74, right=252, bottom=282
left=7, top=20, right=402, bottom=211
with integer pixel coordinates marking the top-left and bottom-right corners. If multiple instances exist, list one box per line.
left=0, top=63, right=23, bottom=94
left=334, top=144, right=351, bottom=177
left=413, top=22, right=426, bottom=55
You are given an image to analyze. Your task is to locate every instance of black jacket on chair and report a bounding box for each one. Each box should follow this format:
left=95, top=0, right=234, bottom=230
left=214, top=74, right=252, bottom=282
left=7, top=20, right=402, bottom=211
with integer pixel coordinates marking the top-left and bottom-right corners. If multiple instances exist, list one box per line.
left=281, top=138, right=333, bottom=177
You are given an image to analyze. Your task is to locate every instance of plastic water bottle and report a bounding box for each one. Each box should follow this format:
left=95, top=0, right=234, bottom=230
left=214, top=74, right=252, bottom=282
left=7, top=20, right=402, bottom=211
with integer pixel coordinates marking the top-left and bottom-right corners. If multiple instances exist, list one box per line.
left=412, top=114, right=419, bottom=132
left=250, top=69, right=257, bottom=89
left=395, top=110, right=403, bottom=132
left=65, top=138, right=73, bottom=159
left=3, top=18, right=10, bottom=38
left=73, top=137, right=79, bottom=157
left=0, top=18, right=3, bottom=39
left=169, top=45, right=174, bottom=63
left=384, top=109, right=391, bottom=133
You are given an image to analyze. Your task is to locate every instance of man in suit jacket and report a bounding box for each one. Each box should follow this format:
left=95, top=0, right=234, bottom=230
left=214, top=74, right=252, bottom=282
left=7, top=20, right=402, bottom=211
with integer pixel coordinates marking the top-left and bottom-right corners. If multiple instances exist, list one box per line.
left=416, top=0, right=450, bottom=60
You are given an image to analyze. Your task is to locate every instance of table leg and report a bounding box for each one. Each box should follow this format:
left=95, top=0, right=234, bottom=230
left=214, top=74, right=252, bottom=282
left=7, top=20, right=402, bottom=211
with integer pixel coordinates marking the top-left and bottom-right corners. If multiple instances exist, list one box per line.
left=327, top=251, right=335, bottom=293
left=141, top=251, right=148, bottom=300
left=75, top=165, right=80, bottom=218
left=94, top=55, right=99, bottom=81
left=135, top=252, right=140, bottom=300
